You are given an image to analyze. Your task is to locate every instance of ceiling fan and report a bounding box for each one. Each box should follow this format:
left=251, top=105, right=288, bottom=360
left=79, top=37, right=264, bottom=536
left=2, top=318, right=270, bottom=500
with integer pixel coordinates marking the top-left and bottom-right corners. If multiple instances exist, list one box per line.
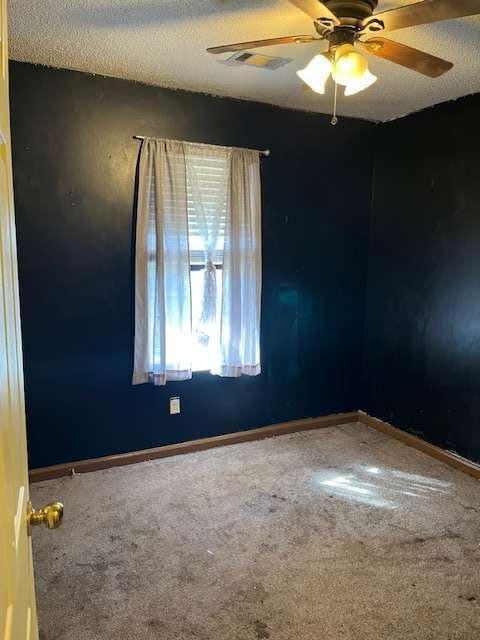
left=206, top=0, right=480, bottom=97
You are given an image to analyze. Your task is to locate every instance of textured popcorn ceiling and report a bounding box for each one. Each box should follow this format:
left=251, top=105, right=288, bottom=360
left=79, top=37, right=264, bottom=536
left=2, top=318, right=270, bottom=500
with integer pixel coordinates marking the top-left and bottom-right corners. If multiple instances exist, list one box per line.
left=8, top=0, right=480, bottom=121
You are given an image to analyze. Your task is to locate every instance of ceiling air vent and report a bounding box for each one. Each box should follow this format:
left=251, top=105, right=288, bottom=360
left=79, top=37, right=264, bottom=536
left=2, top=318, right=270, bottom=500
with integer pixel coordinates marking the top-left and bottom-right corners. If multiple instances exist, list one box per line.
left=220, top=52, right=292, bottom=70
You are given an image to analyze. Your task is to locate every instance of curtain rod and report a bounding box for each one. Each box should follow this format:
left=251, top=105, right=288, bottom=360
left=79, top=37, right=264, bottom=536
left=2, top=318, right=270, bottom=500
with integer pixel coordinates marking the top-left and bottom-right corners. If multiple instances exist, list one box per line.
left=133, top=135, right=270, bottom=156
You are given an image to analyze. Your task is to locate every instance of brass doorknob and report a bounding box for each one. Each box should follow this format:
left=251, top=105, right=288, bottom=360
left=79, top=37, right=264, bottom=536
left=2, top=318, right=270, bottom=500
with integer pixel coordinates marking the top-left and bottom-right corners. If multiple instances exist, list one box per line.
left=27, top=501, right=64, bottom=534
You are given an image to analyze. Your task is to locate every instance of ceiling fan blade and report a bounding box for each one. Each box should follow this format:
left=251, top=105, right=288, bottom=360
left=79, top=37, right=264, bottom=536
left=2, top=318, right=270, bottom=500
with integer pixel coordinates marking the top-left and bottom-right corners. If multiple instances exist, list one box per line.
left=207, top=35, right=319, bottom=54
left=288, top=0, right=340, bottom=24
left=360, top=37, right=453, bottom=77
left=363, top=0, right=480, bottom=33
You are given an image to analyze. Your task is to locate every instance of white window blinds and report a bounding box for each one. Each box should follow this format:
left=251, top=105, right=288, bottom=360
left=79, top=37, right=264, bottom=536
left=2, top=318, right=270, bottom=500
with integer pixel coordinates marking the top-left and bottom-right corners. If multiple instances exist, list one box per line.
left=186, top=149, right=230, bottom=266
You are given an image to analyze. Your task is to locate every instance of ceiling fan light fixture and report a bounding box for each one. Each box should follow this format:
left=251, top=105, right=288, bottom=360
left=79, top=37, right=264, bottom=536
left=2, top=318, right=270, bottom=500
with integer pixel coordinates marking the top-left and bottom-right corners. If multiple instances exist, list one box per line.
left=296, top=54, right=332, bottom=94
left=344, top=69, right=378, bottom=96
left=331, top=44, right=368, bottom=86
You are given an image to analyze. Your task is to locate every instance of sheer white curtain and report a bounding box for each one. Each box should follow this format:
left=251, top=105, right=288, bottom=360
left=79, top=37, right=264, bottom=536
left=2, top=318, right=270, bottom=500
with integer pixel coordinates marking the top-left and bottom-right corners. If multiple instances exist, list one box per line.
left=133, top=138, right=262, bottom=386
left=133, top=139, right=192, bottom=385
left=213, top=149, right=262, bottom=377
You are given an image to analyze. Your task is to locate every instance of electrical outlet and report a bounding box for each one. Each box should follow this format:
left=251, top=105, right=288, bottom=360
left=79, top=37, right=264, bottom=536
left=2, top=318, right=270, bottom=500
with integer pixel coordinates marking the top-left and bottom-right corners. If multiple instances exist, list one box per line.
left=170, top=397, right=180, bottom=415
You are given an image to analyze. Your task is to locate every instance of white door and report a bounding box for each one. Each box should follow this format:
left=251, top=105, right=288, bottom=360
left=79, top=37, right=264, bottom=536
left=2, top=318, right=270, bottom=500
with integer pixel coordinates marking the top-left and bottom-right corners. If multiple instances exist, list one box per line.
left=0, top=1, right=62, bottom=638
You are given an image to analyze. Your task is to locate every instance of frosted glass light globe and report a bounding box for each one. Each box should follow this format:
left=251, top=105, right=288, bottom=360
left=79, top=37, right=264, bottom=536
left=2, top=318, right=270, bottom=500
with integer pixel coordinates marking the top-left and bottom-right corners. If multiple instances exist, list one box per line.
left=332, top=44, right=368, bottom=86
left=296, top=54, right=332, bottom=94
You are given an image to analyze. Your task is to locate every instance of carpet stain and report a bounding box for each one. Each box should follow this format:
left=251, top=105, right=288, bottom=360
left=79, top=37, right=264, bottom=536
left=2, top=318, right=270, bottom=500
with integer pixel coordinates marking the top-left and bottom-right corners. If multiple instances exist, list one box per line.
left=397, top=531, right=462, bottom=547
left=146, top=619, right=165, bottom=630
left=116, top=570, right=141, bottom=591
left=254, top=620, right=270, bottom=639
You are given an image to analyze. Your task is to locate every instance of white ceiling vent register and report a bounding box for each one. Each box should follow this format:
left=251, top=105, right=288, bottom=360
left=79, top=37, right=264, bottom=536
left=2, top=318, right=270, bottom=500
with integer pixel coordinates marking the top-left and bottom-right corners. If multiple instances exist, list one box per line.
left=220, top=52, right=292, bottom=71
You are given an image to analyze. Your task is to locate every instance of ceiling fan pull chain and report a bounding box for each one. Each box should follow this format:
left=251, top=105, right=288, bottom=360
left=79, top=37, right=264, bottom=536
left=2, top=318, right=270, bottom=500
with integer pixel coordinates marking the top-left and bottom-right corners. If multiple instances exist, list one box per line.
left=331, top=82, right=338, bottom=126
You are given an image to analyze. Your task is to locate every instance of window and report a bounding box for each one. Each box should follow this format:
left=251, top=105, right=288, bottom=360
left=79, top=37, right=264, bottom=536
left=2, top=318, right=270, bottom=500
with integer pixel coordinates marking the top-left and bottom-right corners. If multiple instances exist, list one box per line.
left=187, top=148, right=229, bottom=371
left=133, top=138, right=262, bottom=387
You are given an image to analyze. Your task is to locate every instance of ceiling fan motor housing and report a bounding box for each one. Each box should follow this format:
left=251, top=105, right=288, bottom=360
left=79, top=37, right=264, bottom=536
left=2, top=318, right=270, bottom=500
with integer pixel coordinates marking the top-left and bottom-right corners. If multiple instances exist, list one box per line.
left=323, top=0, right=378, bottom=21
left=319, top=0, right=379, bottom=48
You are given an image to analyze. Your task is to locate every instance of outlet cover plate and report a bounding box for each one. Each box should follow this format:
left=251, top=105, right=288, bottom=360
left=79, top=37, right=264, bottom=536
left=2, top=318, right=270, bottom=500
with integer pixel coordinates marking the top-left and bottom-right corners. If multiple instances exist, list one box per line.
left=170, top=397, right=180, bottom=415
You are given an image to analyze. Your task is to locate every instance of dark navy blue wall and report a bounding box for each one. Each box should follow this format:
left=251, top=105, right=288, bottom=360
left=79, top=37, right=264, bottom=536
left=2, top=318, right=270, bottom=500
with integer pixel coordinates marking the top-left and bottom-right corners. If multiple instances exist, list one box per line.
left=10, top=61, right=373, bottom=469
left=364, top=93, right=480, bottom=464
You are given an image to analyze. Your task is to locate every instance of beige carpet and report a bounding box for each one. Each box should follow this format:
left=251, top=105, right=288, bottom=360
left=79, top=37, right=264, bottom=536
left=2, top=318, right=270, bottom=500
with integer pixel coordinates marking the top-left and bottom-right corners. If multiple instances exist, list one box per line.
left=31, top=422, right=480, bottom=640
